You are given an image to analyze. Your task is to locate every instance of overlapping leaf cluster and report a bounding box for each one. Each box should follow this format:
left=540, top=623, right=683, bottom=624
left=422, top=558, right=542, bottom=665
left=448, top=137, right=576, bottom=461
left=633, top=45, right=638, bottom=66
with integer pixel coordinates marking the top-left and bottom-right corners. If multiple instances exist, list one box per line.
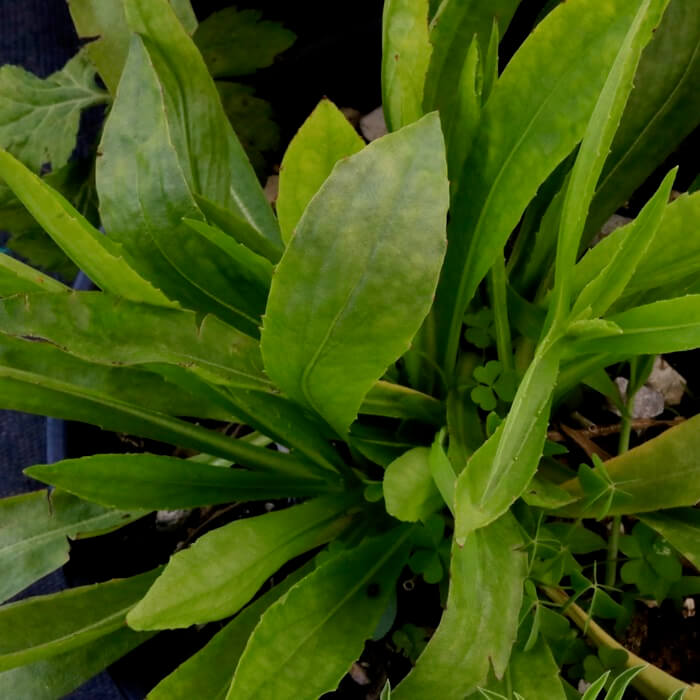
left=1, top=0, right=699, bottom=698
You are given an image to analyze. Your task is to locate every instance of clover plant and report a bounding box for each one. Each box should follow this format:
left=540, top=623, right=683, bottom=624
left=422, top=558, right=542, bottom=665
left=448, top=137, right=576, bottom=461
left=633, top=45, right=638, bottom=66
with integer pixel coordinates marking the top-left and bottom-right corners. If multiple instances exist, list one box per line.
left=1, top=0, right=699, bottom=698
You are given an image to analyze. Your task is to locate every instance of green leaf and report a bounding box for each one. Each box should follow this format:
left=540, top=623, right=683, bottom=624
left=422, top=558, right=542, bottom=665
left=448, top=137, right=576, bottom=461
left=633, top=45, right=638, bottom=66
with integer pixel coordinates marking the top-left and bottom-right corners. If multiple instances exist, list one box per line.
left=429, top=430, right=456, bottom=513
left=0, top=150, right=174, bottom=308
left=67, top=0, right=197, bottom=93
left=127, top=492, right=361, bottom=629
left=393, top=513, right=526, bottom=700
left=0, top=626, right=151, bottom=700
left=361, top=380, right=444, bottom=425
left=228, top=528, right=411, bottom=699
left=422, top=0, right=520, bottom=113
left=455, top=342, right=560, bottom=542
left=433, top=0, right=648, bottom=372
left=0, top=50, right=107, bottom=173
left=194, top=6, right=295, bottom=78
left=565, top=295, right=700, bottom=357
left=639, top=509, right=700, bottom=570
left=0, top=254, right=68, bottom=296
left=485, top=637, right=567, bottom=699
left=25, top=454, right=334, bottom=511
left=549, top=0, right=670, bottom=326
left=570, top=168, right=676, bottom=320
left=557, top=415, right=700, bottom=516
left=0, top=569, right=159, bottom=671
left=383, top=447, right=443, bottom=522
left=586, top=0, right=700, bottom=240
left=277, top=99, right=365, bottom=243
left=382, top=0, right=432, bottom=131
left=97, top=36, right=263, bottom=334
left=262, top=114, right=448, bottom=436
left=0, top=331, right=235, bottom=423
left=0, top=489, right=141, bottom=604
left=122, top=0, right=279, bottom=244
left=0, top=292, right=271, bottom=392
left=148, top=564, right=311, bottom=700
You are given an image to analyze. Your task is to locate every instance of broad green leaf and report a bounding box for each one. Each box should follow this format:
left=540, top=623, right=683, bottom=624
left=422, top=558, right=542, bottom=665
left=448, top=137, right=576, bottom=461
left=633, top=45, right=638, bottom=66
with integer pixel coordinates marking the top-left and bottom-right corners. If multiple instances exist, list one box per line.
left=586, top=0, right=700, bottom=240
left=0, top=332, right=234, bottom=422
left=382, top=0, right=432, bottom=131
left=67, top=0, right=197, bottom=93
left=557, top=414, right=700, bottom=516
left=194, top=7, right=295, bottom=78
left=0, top=569, right=159, bottom=671
left=549, top=0, right=670, bottom=326
left=0, top=363, right=313, bottom=478
left=393, top=513, right=526, bottom=700
left=570, top=168, right=675, bottom=320
left=383, top=448, right=443, bottom=522
left=0, top=254, right=68, bottom=296
left=423, top=0, right=519, bottom=113
left=262, top=114, right=448, bottom=436
left=639, top=509, right=700, bottom=570
left=228, top=527, right=412, bottom=699
left=0, top=150, right=174, bottom=308
left=0, top=489, right=141, bottom=604
left=97, top=36, right=263, bottom=334
left=361, top=380, right=444, bottom=424
left=433, top=0, right=646, bottom=373
left=565, top=295, right=700, bottom=357
left=122, top=0, right=280, bottom=244
left=455, top=343, right=560, bottom=542
left=277, top=99, right=365, bottom=243
left=127, top=492, right=361, bottom=629
left=148, top=564, right=311, bottom=700
left=485, top=638, right=567, bottom=699
left=25, top=454, right=334, bottom=511
left=0, top=51, right=107, bottom=173
left=0, top=626, right=151, bottom=700
left=0, top=292, right=270, bottom=392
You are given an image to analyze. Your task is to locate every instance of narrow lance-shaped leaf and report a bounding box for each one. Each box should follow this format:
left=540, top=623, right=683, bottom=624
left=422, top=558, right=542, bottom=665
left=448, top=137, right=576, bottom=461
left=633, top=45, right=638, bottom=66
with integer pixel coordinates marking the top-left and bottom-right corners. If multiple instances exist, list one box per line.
left=25, top=454, right=335, bottom=511
left=548, top=0, right=670, bottom=327
left=228, top=527, right=412, bottom=699
left=0, top=254, right=68, bottom=296
left=432, top=0, right=648, bottom=374
left=123, top=0, right=280, bottom=244
left=148, top=564, right=312, bottom=700
left=277, top=99, right=365, bottom=243
left=0, top=489, right=142, bottom=604
left=127, top=492, right=361, bottom=630
left=570, top=167, right=676, bottom=320
left=585, top=0, right=700, bottom=240
left=262, top=114, right=448, bottom=436
left=0, top=627, right=152, bottom=700
left=393, top=513, right=526, bottom=700
left=382, top=0, right=432, bottom=132
left=556, top=414, right=700, bottom=516
left=97, top=36, right=263, bottom=335
left=0, top=150, right=174, bottom=308
left=455, top=342, right=561, bottom=541
left=0, top=292, right=271, bottom=392
left=0, top=569, right=159, bottom=672
left=565, top=295, right=700, bottom=358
